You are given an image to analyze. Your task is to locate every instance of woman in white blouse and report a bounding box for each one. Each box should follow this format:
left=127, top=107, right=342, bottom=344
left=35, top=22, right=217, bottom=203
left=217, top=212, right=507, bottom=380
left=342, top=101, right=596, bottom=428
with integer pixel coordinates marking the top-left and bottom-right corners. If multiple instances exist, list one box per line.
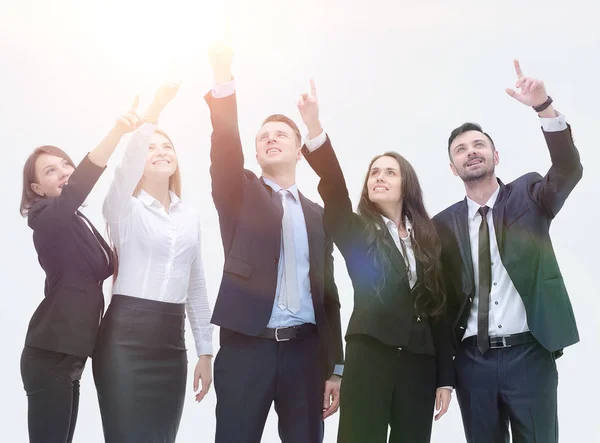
left=93, top=82, right=213, bottom=443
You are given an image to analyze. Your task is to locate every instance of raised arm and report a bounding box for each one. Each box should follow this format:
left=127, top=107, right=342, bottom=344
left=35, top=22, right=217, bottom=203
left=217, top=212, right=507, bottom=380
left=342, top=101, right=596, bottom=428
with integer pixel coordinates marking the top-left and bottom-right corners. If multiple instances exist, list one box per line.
left=28, top=105, right=141, bottom=231
left=103, top=83, right=180, bottom=223
left=297, top=80, right=362, bottom=245
left=505, top=59, right=583, bottom=218
left=204, top=43, right=245, bottom=214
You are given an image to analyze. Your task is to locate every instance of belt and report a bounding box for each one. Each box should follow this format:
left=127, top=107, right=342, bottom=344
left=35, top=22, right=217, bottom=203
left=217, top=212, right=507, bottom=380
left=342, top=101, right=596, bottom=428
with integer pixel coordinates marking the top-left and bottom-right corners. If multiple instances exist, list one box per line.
left=258, top=324, right=318, bottom=342
left=461, top=332, right=536, bottom=349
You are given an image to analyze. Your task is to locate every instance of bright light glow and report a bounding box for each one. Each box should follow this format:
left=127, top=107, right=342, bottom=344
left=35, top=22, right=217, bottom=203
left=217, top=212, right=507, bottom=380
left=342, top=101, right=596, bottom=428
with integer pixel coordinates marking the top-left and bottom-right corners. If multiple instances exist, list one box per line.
left=89, top=0, right=226, bottom=89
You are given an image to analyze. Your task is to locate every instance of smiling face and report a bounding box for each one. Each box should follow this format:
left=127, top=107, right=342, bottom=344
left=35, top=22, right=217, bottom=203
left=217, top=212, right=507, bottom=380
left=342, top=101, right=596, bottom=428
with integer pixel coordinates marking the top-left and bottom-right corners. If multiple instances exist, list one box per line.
left=255, top=120, right=302, bottom=171
left=143, top=132, right=178, bottom=180
left=30, top=154, right=75, bottom=198
left=449, top=130, right=499, bottom=182
left=366, top=155, right=403, bottom=206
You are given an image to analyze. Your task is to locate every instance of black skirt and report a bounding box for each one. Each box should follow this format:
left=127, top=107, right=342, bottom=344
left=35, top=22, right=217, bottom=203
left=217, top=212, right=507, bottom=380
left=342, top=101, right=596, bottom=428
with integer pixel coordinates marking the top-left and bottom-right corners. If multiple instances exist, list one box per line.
left=92, top=294, right=188, bottom=443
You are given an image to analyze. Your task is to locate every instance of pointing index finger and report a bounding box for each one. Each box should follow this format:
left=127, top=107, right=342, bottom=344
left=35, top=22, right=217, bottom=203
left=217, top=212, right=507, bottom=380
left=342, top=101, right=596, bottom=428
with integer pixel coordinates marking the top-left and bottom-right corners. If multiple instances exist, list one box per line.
left=310, top=78, right=317, bottom=99
left=514, top=59, right=524, bottom=79
left=131, top=94, right=140, bottom=111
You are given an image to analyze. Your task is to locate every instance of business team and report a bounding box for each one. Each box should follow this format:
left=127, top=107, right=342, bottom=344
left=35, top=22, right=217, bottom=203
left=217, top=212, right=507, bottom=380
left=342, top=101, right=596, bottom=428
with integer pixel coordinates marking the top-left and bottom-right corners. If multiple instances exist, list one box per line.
left=19, top=41, right=581, bottom=443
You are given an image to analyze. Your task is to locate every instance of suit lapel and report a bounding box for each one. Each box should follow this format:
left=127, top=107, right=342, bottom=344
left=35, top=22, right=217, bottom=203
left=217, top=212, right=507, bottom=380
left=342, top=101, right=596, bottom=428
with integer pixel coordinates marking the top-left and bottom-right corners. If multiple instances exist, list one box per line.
left=492, top=179, right=508, bottom=256
left=452, top=199, right=475, bottom=291
left=299, top=193, right=326, bottom=301
left=259, top=177, right=284, bottom=220
left=76, top=211, right=114, bottom=272
left=299, top=193, right=324, bottom=261
left=381, top=229, right=411, bottom=285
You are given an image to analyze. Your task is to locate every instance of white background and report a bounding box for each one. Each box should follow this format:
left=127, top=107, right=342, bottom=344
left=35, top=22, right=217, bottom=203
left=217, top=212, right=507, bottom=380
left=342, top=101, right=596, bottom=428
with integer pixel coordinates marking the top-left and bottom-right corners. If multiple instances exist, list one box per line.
left=1, top=0, right=598, bottom=441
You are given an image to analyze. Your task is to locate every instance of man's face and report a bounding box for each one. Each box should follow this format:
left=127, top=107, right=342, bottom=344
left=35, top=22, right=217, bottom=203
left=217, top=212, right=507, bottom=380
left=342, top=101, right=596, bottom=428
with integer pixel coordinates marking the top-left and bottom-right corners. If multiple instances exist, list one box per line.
left=449, top=130, right=499, bottom=182
left=255, top=121, right=301, bottom=171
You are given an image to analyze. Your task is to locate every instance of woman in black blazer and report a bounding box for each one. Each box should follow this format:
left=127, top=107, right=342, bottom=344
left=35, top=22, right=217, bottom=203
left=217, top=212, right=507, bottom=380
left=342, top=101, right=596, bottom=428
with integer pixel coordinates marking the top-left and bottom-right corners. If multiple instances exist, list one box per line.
left=297, top=83, right=454, bottom=443
left=305, top=141, right=455, bottom=442
left=19, top=103, right=140, bottom=443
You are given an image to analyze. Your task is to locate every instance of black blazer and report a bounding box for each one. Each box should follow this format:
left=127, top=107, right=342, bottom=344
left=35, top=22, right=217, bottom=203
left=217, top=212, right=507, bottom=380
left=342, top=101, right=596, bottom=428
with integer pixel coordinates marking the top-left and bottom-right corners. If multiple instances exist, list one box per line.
left=25, top=155, right=114, bottom=358
left=433, top=126, right=583, bottom=354
left=303, top=140, right=454, bottom=387
left=204, top=92, right=344, bottom=378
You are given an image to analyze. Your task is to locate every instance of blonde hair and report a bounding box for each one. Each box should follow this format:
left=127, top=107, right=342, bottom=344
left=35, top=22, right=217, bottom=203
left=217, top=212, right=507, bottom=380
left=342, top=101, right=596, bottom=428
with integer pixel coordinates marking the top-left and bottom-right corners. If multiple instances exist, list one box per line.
left=110, top=128, right=182, bottom=281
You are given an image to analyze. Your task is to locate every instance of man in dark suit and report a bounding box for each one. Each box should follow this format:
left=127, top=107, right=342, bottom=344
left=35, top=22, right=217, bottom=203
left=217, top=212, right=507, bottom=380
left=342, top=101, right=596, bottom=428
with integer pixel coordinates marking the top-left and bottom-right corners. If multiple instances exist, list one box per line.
left=433, top=60, right=583, bottom=443
left=204, top=43, right=344, bottom=443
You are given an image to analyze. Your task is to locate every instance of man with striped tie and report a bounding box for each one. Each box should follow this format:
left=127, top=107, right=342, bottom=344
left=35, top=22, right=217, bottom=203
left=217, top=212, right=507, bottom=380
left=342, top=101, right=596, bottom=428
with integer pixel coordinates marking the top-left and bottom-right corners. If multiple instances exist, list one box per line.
left=204, top=42, right=344, bottom=443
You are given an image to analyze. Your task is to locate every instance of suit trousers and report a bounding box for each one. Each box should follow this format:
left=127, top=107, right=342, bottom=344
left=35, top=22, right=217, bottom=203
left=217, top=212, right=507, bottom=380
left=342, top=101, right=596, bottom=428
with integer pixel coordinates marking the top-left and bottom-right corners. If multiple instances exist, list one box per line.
left=20, top=345, right=86, bottom=443
left=455, top=340, right=559, bottom=443
left=214, top=331, right=324, bottom=443
left=337, top=335, right=437, bottom=443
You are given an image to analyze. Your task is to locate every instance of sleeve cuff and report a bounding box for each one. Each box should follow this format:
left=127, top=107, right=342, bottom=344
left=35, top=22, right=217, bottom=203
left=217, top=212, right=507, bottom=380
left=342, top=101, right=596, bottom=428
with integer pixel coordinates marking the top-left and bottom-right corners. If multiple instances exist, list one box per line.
left=195, top=332, right=214, bottom=357
left=439, top=386, right=453, bottom=390
left=304, top=130, right=327, bottom=152
left=211, top=80, right=236, bottom=98
left=333, top=364, right=344, bottom=377
left=540, top=111, right=567, bottom=133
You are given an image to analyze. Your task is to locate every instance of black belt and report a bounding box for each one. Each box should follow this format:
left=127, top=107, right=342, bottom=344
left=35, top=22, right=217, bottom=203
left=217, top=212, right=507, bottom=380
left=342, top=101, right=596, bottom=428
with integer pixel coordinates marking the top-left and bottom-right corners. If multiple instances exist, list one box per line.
left=258, top=324, right=317, bottom=342
left=462, top=332, right=536, bottom=349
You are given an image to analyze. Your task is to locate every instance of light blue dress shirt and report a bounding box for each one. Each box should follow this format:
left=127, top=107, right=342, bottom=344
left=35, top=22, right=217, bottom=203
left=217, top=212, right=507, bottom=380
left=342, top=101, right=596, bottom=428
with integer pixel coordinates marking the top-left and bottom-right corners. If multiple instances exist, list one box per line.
left=262, top=177, right=317, bottom=328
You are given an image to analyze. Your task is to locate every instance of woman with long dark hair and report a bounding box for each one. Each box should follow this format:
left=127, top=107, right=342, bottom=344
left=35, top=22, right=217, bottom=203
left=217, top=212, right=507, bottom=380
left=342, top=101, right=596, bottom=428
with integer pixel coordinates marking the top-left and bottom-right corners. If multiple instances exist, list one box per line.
left=297, top=81, right=453, bottom=442
left=93, top=82, right=214, bottom=442
left=19, top=104, right=140, bottom=443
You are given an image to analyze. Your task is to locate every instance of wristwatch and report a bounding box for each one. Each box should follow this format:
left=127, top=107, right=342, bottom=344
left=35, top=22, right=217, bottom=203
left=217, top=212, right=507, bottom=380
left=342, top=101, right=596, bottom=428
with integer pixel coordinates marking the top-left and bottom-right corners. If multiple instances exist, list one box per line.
left=533, top=96, right=553, bottom=113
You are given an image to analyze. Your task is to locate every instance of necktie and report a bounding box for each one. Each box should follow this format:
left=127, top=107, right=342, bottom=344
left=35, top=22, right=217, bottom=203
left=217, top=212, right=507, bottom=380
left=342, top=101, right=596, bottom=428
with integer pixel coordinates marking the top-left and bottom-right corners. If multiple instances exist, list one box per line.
left=477, top=206, right=492, bottom=354
left=278, top=190, right=300, bottom=314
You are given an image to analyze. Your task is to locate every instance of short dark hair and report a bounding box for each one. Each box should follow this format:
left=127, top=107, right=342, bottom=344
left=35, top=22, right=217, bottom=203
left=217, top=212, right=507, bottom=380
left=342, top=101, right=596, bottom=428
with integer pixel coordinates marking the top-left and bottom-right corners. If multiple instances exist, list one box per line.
left=447, top=122, right=495, bottom=157
left=261, top=114, right=302, bottom=145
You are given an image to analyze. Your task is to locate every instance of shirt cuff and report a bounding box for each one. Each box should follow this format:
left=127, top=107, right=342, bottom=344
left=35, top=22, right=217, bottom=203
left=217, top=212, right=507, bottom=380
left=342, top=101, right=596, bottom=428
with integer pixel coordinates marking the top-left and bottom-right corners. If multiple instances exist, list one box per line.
left=333, top=364, right=344, bottom=377
left=439, top=386, right=453, bottom=390
left=304, top=130, right=327, bottom=152
left=211, top=80, right=236, bottom=98
left=540, top=111, right=567, bottom=132
left=195, top=334, right=214, bottom=357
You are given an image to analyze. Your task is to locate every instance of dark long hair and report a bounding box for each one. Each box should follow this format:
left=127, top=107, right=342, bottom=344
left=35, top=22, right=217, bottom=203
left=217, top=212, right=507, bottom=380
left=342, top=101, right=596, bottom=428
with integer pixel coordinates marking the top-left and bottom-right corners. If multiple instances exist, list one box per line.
left=357, top=152, right=445, bottom=318
left=20, top=145, right=76, bottom=217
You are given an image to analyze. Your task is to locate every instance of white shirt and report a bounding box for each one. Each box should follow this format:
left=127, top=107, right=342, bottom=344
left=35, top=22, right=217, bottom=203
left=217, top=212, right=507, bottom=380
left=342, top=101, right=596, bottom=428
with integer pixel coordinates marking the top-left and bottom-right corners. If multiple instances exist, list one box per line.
left=462, top=112, right=568, bottom=340
left=103, top=123, right=213, bottom=356
left=380, top=216, right=417, bottom=289
left=463, top=186, right=529, bottom=339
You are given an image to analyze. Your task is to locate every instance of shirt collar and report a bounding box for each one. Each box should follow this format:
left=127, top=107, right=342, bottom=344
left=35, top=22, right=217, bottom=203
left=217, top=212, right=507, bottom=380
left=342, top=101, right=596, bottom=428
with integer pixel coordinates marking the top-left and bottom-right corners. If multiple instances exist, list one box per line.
left=136, top=189, right=182, bottom=210
left=466, top=184, right=500, bottom=220
left=380, top=214, right=412, bottom=234
left=261, top=176, right=300, bottom=202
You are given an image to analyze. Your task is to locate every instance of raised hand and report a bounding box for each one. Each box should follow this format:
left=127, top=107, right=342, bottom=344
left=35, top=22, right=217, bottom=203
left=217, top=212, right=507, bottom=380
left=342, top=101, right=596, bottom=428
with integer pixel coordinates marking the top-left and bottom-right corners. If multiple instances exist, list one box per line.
left=297, top=78, right=322, bottom=139
left=144, top=81, right=181, bottom=124
left=113, top=95, right=142, bottom=135
left=505, top=60, right=549, bottom=107
left=153, top=81, right=181, bottom=109
left=208, top=41, right=234, bottom=85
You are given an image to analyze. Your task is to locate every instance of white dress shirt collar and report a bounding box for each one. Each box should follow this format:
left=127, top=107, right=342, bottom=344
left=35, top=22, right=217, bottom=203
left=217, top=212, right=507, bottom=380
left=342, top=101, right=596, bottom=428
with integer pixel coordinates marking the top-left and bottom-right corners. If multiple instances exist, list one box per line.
left=466, top=183, right=500, bottom=221
left=380, top=215, right=413, bottom=239
left=136, top=189, right=182, bottom=211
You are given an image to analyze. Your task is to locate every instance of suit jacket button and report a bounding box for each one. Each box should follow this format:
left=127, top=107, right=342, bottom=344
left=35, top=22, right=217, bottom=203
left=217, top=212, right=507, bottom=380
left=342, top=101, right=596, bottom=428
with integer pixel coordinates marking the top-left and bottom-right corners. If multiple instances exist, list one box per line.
left=273, top=258, right=278, bottom=264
